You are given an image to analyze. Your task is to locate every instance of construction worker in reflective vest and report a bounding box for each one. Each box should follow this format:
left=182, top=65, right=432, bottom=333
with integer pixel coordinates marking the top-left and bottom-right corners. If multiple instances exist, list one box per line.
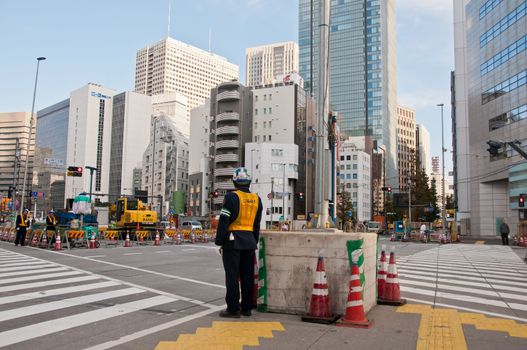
left=215, top=167, right=263, bottom=318
left=15, top=209, right=30, bottom=246
left=46, top=209, right=58, bottom=244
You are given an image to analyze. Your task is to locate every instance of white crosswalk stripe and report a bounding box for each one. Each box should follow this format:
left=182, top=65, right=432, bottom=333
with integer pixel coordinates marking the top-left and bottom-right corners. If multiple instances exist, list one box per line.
left=0, top=248, right=185, bottom=348
left=394, top=244, right=527, bottom=316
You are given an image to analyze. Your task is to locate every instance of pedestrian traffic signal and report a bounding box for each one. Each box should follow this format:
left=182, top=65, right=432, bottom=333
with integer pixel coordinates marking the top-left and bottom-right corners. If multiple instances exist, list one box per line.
left=520, top=194, right=525, bottom=208
left=67, top=166, right=83, bottom=177
left=486, top=140, right=503, bottom=156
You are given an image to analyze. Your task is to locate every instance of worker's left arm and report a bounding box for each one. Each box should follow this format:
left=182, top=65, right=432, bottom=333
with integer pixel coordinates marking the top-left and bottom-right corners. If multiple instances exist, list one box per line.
left=215, top=193, right=236, bottom=246
left=253, top=197, right=263, bottom=244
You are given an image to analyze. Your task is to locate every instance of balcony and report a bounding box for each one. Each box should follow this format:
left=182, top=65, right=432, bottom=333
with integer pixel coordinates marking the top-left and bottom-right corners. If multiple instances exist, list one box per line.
left=213, top=196, right=225, bottom=205
left=215, top=167, right=236, bottom=177
left=215, top=181, right=235, bottom=190
left=215, top=153, right=239, bottom=163
left=216, top=140, right=239, bottom=149
left=216, top=126, right=239, bottom=136
left=216, top=112, right=240, bottom=123
left=217, top=90, right=240, bottom=102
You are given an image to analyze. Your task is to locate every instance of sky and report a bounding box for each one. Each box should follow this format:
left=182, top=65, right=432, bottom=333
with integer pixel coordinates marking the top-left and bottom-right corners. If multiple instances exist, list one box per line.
left=0, top=0, right=454, bottom=172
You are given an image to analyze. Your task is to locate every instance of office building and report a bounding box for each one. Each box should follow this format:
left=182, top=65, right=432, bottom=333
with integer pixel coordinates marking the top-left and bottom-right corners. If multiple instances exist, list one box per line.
left=416, top=124, right=431, bottom=176
left=152, top=92, right=189, bottom=137
left=453, top=0, right=527, bottom=236
left=397, top=106, right=416, bottom=191
left=109, top=91, right=153, bottom=203
left=0, top=112, right=36, bottom=209
left=338, top=137, right=372, bottom=223
left=245, top=41, right=299, bottom=87
left=134, top=37, right=239, bottom=117
left=299, top=0, right=398, bottom=188
left=65, top=83, right=116, bottom=203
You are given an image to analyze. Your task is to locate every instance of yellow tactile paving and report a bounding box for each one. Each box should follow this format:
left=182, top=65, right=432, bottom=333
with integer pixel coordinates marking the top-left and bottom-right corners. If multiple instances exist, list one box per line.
left=398, top=304, right=527, bottom=350
left=154, top=321, right=284, bottom=350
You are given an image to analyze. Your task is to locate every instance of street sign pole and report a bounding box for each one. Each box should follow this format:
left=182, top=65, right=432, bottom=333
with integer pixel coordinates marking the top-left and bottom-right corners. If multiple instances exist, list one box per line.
left=85, top=166, right=98, bottom=202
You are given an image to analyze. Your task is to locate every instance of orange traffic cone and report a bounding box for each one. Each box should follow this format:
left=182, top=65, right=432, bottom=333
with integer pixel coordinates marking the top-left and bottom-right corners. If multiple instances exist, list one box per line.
left=202, top=233, right=209, bottom=243
left=377, top=245, right=387, bottom=299
left=154, top=232, right=160, bottom=246
left=190, top=232, right=196, bottom=244
left=124, top=232, right=131, bottom=247
left=31, top=232, right=38, bottom=247
left=378, top=249, right=406, bottom=306
left=41, top=233, right=48, bottom=248
left=89, top=234, right=96, bottom=249
left=390, top=233, right=395, bottom=242
left=301, top=256, right=339, bottom=324
left=54, top=232, right=62, bottom=251
left=253, top=254, right=258, bottom=308
left=175, top=233, right=182, bottom=245
left=337, top=253, right=373, bottom=328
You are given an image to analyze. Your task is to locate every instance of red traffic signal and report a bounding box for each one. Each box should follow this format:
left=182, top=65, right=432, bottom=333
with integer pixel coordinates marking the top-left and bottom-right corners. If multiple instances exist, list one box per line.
left=212, top=191, right=219, bottom=198
left=381, top=186, right=392, bottom=193
left=297, top=192, right=305, bottom=200
left=67, top=166, right=83, bottom=177
left=520, top=193, right=525, bottom=208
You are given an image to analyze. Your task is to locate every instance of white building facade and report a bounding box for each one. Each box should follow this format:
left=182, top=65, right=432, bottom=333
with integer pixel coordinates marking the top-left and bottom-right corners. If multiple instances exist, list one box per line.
left=246, top=143, right=299, bottom=229
left=338, top=138, right=372, bottom=223
left=134, top=37, right=239, bottom=117
left=245, top=41, right=299, bottom=87
left=65, top=84, right=116, bottom=203
left=152, top=92, right=189, bottom=137
left=397, top=106, right=416, bottom=191
left=416, top=123, right=431, bottom=176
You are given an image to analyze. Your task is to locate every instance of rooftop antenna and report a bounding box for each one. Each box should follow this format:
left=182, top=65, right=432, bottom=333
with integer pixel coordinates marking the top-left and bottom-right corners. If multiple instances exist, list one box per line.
left=167, top=0, right=172, bottom=37
left=208, top=27, right=212, bottom=52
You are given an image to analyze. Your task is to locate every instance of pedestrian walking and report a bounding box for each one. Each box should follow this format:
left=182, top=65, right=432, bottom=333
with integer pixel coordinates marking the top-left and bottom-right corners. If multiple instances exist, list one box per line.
left=500, top=220, right=510, bottom=246
left=215, top=167, right=263, bottom=318
left=15, top=209, right=30, bottom=246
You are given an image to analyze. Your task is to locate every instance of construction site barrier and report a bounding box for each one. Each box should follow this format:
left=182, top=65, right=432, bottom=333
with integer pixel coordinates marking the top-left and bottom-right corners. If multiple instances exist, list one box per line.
left=134, top=230, right=152, bottom=245
left=103, top=230, right=120, bottom=247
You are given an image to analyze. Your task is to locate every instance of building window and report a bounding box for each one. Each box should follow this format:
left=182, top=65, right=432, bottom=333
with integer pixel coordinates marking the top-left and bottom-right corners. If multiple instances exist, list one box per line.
left=480, top=2, right=527, bottom=47
left=269, top=135, right=272, bottom=141
left=264, top=108, right=267, bottom=114
left=255, top=108, right=258, bottom=115
left=489, top=104, right=527, bottom=130
left=481, top=35, right=527, bottom=75
left=254, top=122, right=258, bottom=129
left=269, top=121, right=272, bottom=128
left=269, top=107, right=272, bottom=114
left=263, top=121, right=267, bottom=128
left=482, top=69, right=527, bottom=104
left=269, top=94, right=272, bottom=101
left=255, top=95, right=258, bottom=102
left=346, top=155, right=351, bottom=160
left=272, top=149, right=283, bottom=157
left=263, top=135, right=266, bottom=141
left=353, top=174, right=358, bottom=179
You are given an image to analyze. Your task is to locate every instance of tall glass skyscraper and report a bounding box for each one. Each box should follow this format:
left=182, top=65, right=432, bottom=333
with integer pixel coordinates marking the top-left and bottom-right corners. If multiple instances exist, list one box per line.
left=299, top=0, right=397, bottom=186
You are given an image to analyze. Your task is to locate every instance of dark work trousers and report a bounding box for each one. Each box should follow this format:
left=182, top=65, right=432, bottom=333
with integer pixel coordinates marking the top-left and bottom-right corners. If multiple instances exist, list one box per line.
left=222, top=247, right=255, bottom=313
left=15, top=228, right=27, bottom=246
left=501, top=233, right=509, bottom=246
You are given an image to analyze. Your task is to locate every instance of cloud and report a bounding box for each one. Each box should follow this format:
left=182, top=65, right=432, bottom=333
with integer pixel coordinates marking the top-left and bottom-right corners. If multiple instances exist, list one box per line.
left=398, top=0, right=452, bottom=16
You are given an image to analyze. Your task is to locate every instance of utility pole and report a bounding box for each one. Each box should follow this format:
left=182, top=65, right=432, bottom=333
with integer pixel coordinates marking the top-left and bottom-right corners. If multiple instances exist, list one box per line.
left=314, top=0, right=330, bottom=228
left=408, top=170, right=412, bottom=237
left=270, top=177, right=274, bottom=229
left=85, top=166, right=97, bottom=202
left=437, top=103, right=446, bottom=237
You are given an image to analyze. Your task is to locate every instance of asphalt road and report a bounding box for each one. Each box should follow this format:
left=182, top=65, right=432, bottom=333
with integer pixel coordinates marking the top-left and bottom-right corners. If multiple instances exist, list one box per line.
left=0, top=238, right=526, bottom=350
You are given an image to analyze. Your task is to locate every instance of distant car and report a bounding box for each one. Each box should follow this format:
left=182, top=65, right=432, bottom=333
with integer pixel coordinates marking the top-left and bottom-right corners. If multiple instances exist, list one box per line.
left=366, top=221, right=383, bottom=234
left=181, top=221, right=202, bottom=230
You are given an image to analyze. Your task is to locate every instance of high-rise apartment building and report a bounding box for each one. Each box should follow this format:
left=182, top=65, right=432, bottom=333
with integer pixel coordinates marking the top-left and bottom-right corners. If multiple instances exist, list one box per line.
left=134, top=37, right=239, bottom=117
left=152, top=92, right=189, bottom=137
left=299, top=0, right=398, bottom=188
left=397, top=106, right=416, bottom=191
left=416, top=124, right=431, bottom=176
left=65, top=84, right=116, bottom=203
left=453, top=0, right=527, bottom=236
left=245, top=42, right=299, bottom=87
left=0, top=112, right=36, bottom=209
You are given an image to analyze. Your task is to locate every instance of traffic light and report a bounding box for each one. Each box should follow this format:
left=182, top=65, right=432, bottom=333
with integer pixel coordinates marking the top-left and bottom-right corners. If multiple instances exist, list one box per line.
left=212, top=190, right=219, bottom=198
left=297, top=192, right=304, bottom=200
left=67, top=166, right=83, bottom=177
left=520, top=193, right=525, bottom=208
left=381, top=186, right=392, bottom=193
left=486, top=140, right=503, bottom=156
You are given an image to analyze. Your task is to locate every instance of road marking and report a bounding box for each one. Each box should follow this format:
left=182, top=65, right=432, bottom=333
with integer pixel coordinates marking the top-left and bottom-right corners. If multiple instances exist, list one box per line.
left=0, top=287, right=146, bottom=322
left=398, top=263, right=527, bottom=281
left=156, top=251, right=170, bottom=253
left=399, top=259, right=527, bottom=274
left=84, top=255, right=107, bottom=258
left=154, top=321, right=285, bottom=350
left=34, top=248, right=226, bottom=289
left=0, top=261, right=49, bottom=268
left=0, top=266, right=68, bottom=279
left=0, top=295, right=175, bottom=347
left=397, top=304, right=527, bottom=350
left=123, top=252, right=143, bottom=256
left=0, top=281, right=120, bottom=305
left=0, top=275, right=101, bottom=293
left=182, top=248, right=196, bottom=252
left=0, top=270, right=82, bottom=285
left=0, top=257, right=39, bottom=263
left=0, top=263, right=56, bottom=273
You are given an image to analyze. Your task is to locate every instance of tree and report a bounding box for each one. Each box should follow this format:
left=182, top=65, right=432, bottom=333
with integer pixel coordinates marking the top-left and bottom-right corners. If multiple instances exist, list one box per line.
left=337, top=191, right=356, bottom=229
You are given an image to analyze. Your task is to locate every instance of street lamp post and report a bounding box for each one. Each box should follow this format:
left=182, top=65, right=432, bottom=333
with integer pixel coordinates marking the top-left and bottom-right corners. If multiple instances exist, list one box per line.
left=20, top=57, right=46, bottom=214
left=85, top=166, right=98, bottom=202
left=378, top=146, right=387, bottom=232
left=437, top=103, right=446, bottom=236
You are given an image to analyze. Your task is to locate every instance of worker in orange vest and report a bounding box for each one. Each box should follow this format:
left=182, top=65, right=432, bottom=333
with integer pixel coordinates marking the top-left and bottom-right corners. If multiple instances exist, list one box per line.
left=15, top=209, right=30, bottom=246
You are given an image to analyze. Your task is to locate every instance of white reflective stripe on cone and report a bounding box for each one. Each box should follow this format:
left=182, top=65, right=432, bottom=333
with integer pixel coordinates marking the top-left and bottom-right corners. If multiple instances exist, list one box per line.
left=312, top=288, right=329, bottom=296
left=350, top=274, right=360, bottom=281
left=346, top=300, right=363, bottom=307
left=386, top=278, right=399, bottom=284
left=314, top=271, right=327, bottom=284
left=378, top=274, right=386, bottom=280
left=350, top=287, right=362, bottom=293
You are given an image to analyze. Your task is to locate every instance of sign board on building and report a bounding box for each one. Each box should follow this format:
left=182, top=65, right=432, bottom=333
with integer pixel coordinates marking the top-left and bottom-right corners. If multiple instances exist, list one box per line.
left=297, top=215, right=306, bottom=220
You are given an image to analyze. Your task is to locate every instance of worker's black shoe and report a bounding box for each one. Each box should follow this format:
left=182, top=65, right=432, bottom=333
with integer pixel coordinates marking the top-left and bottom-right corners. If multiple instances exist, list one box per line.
left=219, top=310, right=241, bottom=318
left=241, top=310, right=252, bottom=317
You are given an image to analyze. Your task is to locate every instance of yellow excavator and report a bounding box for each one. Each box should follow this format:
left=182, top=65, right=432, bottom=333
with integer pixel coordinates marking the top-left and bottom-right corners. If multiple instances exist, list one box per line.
left=110, top=197, right=157, bottom=230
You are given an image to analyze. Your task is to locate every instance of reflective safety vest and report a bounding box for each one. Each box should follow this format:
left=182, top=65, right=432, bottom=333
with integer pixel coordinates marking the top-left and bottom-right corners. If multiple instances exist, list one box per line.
left=47, top=215, right=57, bottom=225
left=19, top=214, right=27, bottom=227
left=227, top=190, right=259, bottom=232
